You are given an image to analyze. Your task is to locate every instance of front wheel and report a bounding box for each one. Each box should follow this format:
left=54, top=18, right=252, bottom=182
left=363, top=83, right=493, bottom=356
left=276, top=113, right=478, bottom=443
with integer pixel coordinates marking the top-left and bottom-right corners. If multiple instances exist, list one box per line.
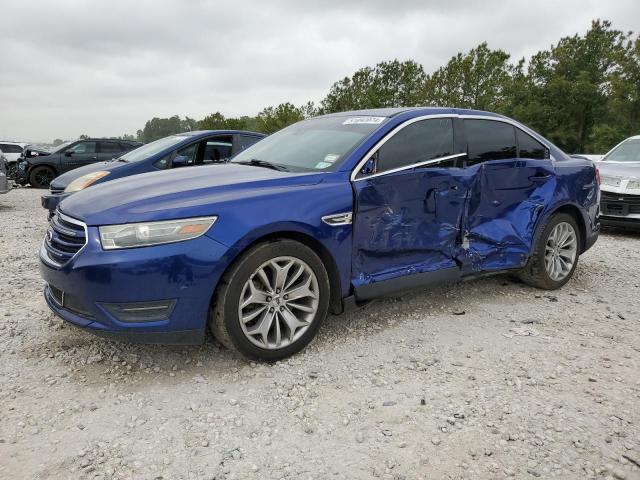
left=209, top=240, right=330, bottom=361
left=518, top=213, right=581, bottom=290
left=29, top=165, right=56, bottom=188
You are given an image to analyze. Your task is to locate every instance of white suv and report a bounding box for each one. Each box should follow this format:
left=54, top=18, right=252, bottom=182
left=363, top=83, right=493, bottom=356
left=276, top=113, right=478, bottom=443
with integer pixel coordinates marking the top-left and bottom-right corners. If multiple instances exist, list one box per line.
left=0, top=141, right=27, bottom=163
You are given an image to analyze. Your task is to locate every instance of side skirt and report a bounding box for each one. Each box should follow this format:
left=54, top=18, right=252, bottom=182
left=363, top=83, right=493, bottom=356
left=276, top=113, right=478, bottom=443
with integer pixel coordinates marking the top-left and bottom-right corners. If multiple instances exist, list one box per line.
left=354, top=266, right=461, bottom=301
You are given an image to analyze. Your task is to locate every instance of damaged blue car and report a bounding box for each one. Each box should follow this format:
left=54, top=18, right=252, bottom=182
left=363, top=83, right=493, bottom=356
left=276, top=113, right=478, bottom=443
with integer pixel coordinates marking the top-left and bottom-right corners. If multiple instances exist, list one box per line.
left=40, top=108, right=600, bottom=360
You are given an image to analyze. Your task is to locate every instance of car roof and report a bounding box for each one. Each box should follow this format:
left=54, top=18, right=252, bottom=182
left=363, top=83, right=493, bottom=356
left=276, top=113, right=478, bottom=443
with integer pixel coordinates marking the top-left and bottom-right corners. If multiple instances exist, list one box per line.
left=316, top=107, right=504, bottom=119
left=176, top=130, right=266, bottom=139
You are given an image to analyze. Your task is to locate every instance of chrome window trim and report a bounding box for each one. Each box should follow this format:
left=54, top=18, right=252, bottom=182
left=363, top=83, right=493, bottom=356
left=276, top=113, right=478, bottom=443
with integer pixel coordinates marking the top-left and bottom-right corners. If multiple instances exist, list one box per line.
left=350, top=113, right=555, bottom=182
left=458, top=114, right=556, bottom=162
left=350, top=114, right=456, bottom=182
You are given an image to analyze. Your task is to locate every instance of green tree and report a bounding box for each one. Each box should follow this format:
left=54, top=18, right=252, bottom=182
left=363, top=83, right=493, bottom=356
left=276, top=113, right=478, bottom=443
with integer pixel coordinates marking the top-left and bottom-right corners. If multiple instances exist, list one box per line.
left=423, top=42, right=512, bottom=111
left=255, top=102, right=306, bottom=134
left=504, top=20, right=631, bottom=153
left=320, top=60, right=427, bottom=113
left=52, top=138, right=64, bottom=146
left=137, top=116, right=194, bottom=143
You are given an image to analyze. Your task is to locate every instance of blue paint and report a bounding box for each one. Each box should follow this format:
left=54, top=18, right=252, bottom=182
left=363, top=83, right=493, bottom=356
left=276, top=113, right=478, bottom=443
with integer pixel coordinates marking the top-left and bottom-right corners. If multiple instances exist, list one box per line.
left=40, top=107, right=600, bottom=342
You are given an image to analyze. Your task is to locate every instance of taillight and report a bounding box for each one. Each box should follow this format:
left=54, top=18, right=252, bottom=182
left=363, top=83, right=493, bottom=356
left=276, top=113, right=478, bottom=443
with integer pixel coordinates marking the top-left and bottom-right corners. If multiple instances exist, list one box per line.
left=595, top=166, right=601, bottom=186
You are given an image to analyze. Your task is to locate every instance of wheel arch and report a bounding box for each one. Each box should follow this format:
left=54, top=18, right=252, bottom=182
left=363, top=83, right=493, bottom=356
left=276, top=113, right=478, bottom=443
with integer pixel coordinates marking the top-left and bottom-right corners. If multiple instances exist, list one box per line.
left=544, top=203, right=587, bottom=253
left=210, top=229, right=345, bottom=316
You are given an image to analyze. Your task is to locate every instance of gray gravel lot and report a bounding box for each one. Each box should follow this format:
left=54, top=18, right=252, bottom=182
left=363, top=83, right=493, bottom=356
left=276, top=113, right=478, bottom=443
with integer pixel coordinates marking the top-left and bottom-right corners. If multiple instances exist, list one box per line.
left=1, top=187, right=639, bottom=480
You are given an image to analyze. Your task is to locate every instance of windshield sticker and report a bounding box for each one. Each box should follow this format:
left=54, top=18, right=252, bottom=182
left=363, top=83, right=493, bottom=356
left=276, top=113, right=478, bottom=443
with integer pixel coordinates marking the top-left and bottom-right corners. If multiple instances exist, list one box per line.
left=315, top=161, right=332, bottom=169
left=324, top=154, right=340, bottom=163
left=343, top=116, right=386, bottom=125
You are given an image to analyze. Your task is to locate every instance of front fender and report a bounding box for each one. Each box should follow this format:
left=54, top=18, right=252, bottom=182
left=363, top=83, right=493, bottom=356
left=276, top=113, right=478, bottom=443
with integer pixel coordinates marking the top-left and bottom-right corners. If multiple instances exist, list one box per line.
left=205, top=179, right=354, bottom=298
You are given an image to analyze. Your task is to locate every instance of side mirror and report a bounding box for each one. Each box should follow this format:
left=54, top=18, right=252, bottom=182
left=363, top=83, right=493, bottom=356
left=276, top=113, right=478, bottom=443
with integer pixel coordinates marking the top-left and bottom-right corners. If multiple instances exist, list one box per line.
left=172, top=155, right=190, bottom=167
left=64, top=151, right=73, bottom=157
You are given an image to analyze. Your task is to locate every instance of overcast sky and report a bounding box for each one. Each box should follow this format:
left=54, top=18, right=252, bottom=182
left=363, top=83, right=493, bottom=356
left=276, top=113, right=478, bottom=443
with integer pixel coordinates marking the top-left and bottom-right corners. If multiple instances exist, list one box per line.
left=1, top=0, right=638, bottom=143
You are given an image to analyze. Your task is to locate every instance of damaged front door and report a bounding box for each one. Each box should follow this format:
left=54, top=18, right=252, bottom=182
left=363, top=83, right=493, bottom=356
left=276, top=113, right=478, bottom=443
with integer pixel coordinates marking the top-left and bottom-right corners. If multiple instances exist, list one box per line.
left=459, top=118, right=556, bottom=273
left=351, top=117, right=471, bottom=300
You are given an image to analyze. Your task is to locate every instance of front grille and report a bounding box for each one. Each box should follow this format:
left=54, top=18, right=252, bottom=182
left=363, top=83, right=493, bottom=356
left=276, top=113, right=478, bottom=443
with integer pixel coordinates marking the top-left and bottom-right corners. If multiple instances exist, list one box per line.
left=49, top=186, right=64, bottom=194
left=43, top=211, right=87, bottom=266
left=600, top=191, right=640, bottom=215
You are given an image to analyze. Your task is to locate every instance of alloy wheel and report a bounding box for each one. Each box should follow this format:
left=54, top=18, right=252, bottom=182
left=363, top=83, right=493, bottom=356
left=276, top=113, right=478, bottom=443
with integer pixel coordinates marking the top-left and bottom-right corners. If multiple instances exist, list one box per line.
left=238, top=256, right=319, bottom=350
left=544, top=221, right=578, bottom=281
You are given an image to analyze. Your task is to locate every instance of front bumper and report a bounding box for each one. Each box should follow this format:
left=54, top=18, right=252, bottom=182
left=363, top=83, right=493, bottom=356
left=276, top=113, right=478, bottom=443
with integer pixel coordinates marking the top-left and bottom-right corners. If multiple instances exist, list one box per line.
left=40, top=224, right=231, bottom=344
left=599, top=190, right=640, bottom=230
left=42, top=191, right=71, bottom=215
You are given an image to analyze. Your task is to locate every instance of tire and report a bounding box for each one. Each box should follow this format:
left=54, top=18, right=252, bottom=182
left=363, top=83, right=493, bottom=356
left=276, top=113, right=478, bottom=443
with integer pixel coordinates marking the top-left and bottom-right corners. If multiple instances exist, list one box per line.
left=518, top=213, right=581, bottom=290
left=209, top=240, right=330, bottom=361
left=29, top=165, right=56, bottom=188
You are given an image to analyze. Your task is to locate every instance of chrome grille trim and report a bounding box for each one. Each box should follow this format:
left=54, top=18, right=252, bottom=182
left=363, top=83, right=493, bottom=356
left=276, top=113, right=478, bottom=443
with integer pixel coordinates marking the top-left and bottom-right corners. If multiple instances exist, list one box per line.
left=42, top=210, right=88, bottom=267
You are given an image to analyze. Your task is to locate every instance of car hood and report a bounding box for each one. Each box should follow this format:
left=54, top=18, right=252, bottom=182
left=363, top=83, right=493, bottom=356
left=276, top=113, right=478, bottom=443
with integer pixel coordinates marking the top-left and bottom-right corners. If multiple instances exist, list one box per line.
left=597, top=161, right=640, bottom=178
left=60, top=164, right=326, bottom=225
left=49, top=161, right=129, bottom=189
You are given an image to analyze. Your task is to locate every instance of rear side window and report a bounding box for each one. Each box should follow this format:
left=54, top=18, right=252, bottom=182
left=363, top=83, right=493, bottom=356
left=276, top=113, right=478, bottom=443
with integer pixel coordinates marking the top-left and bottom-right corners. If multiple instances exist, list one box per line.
left=203, top=141, right=232, bottom=164
left=374, top=118, right=454, bottom=174
left=0, top=144, right=24, bottom=153
left=517, top=129, right=547, bottom=159
left=465, top=119, right=516, bottom=166
left=100, top=142, right=121, bottom=154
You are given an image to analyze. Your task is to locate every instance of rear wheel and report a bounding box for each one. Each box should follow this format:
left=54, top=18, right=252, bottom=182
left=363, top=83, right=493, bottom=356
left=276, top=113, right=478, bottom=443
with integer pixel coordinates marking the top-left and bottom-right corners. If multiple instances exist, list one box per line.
left=518, top=213, right=580, bottom=289
left=29, top=165, right=56, bottom=188
left=209, top=240, right=330, bottom=361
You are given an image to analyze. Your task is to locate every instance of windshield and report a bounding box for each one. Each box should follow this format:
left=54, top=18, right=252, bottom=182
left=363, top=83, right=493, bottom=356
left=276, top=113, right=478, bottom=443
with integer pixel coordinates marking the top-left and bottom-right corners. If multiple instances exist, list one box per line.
left=231, top=116, right=385, bottom=171
left=604, top=138, right=640, bottom=162
left=119, top=135, right=186, bottom=162
left=50, top=141, right=72, bottom=153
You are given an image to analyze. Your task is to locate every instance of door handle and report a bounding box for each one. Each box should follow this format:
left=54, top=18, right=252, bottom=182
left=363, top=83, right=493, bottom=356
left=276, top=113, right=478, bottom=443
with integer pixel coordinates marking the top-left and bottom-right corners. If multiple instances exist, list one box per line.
left=90, top=156, right=97, bottom=159
left=529, top=174, right=551, bottom=182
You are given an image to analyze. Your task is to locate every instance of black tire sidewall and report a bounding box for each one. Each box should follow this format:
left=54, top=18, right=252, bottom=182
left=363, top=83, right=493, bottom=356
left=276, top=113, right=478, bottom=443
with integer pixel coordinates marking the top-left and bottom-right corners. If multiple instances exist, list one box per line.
left=29, top=166, right=54, bottom=188
left=535, top=213, right=581, bottom=289
left=220, top=241, right=330, bottom=361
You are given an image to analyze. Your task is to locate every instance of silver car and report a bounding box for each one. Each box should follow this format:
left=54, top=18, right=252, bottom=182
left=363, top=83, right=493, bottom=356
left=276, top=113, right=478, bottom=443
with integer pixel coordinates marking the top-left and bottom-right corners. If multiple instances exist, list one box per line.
left=0, top=153, right=12, bottom=194
left=598, top=135, right=640, bottom=229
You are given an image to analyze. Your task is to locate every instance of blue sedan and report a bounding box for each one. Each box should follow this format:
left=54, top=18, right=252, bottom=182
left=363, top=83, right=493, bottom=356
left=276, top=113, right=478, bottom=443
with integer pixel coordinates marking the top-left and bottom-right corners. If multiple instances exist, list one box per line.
left=41, top=130, right=265, bottom=216
left=39, top=108, right=600, bottom=360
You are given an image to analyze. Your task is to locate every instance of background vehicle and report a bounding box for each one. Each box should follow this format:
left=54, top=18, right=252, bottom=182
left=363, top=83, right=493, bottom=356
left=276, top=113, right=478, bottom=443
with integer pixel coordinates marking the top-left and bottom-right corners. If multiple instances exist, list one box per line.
left=0, top=141, right=27, bottom=182
left=0, top=154, right=11, bottom=194
left=597, top=135, right=640, bottom=229
left=23, top=138, right=142, bottom=188
left=40, top=108, right=599, bottom=361
left=41, top=130, right=265, bottom=216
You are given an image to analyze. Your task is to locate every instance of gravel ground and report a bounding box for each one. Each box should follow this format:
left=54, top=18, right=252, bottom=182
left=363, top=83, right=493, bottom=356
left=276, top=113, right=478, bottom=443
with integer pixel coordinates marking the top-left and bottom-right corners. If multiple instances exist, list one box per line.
left=1, top=187, right=639, bottom=480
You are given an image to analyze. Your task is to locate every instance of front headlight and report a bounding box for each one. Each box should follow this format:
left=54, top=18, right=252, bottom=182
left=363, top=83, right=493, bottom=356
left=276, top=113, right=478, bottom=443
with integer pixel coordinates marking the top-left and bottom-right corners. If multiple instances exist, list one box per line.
left=64, top=171, right=110, bottom=193
left=99, top=217, right=217, bottom=250
left=627, top=179, right=640, bottom=190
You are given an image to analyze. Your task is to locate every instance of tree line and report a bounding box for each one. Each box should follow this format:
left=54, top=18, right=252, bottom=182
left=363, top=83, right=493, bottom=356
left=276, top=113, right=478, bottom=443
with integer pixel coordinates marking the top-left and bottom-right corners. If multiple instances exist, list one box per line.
left=107, top=20, right=640, bottom=154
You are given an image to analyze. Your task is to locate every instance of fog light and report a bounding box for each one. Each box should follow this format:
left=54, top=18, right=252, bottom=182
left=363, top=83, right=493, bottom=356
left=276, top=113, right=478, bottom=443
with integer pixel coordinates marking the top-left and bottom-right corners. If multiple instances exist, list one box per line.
left=100, top=300, right=176, bottom=322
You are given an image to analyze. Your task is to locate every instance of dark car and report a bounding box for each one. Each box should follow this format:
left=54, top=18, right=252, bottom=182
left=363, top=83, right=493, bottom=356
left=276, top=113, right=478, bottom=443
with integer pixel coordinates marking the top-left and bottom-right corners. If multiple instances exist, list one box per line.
left=41, top=130, right=265, bottom=216
left=22, top=138, right=143, bottom=188
left=597, top=135, right=640, bottom=229
left=40, top=108, right=600, bottom=361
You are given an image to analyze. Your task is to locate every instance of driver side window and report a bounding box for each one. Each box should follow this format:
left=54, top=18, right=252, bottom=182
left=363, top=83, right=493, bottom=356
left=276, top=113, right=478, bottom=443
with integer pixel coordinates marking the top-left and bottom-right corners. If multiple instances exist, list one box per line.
left=171, top=143, right=198, bottom=168
left=68, top=142, right=96, bottom=154
left=359, top=118, right=455, bottom=177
